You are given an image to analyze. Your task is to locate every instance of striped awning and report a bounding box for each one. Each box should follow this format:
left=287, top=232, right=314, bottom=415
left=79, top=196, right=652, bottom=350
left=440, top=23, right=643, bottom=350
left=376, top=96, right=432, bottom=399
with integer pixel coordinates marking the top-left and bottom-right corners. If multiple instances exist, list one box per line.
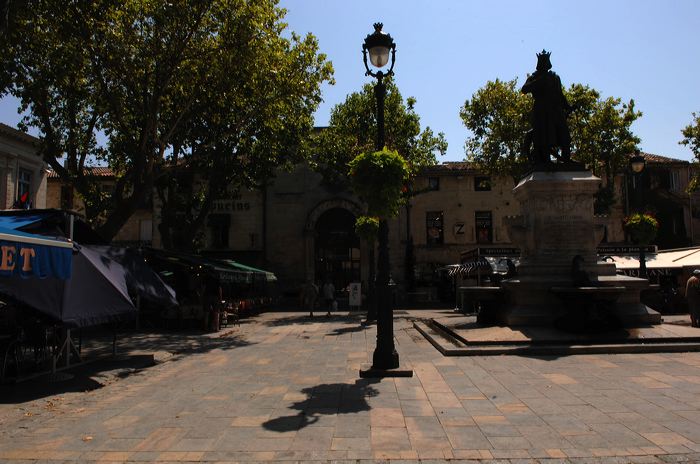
left=444, top=258, right=492, bottom=276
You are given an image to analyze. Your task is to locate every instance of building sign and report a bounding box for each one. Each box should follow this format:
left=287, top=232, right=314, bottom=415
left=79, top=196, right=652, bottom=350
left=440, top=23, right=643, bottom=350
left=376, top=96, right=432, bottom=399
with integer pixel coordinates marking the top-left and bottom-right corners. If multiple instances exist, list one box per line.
left=0, top=241, right=72, bottom=279
left=207, top=189, right=264, bottom=252
left=620, top=268, right=674, bottom=278
left=0, top=245, right=35, bottom=272
left=212, top=190, right=255, bottom=213
left=477, top=247, right=520, bottom=257
left=597, top=245, right=657, bottom=255
left=460, top=247, right=520, bottom=261
left=212, top=201, right=251, bottom=212
left=453, top=222, right=465, bottom=236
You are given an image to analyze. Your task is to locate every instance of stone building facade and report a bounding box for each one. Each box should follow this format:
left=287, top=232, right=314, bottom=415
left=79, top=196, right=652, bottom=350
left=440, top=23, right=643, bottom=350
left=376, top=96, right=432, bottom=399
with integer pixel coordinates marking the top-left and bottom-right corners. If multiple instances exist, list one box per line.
left=396, top=163, right=520, bottom=285
left=0, top=123, right=47, bottom=209
left=34, top=150, right=694, bottom=301
left=46, top=167, right=153, bottom=245
left=156, top=154, right=697, bottom=299
left=152, top=162, right=524, bottom=298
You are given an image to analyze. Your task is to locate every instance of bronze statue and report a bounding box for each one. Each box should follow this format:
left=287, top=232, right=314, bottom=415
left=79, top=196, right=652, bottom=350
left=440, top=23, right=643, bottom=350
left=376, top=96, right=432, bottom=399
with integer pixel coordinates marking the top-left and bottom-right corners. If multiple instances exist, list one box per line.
left=521, top=50, right=572, bottom=165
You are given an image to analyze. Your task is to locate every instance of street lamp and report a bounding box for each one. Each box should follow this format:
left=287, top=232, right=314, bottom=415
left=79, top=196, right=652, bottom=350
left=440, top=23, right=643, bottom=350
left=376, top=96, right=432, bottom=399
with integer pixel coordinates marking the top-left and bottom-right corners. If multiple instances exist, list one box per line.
left=629, top=150, right=648, bottom=277
left=361, top=23, right=395, bottom=326
left=363, top=23, right=396, bottom=151
left=630, top=154, right=646, bottom=175
left=360, top=23, right=409, bottom=376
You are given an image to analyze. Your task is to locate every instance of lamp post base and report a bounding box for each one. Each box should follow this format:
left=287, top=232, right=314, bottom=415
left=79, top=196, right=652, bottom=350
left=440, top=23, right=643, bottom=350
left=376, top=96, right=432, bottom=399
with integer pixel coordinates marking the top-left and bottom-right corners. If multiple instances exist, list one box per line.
left=372, top=345, right=399, bottom=370
left=369, top=281, right=400, bottom=371
left=360, top=363, right=413, bottom=378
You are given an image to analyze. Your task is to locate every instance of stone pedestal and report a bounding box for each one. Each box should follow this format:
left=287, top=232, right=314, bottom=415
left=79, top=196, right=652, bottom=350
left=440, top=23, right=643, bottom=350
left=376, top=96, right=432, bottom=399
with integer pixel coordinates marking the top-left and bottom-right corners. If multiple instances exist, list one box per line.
left=500, top=170, right=660, bottom=327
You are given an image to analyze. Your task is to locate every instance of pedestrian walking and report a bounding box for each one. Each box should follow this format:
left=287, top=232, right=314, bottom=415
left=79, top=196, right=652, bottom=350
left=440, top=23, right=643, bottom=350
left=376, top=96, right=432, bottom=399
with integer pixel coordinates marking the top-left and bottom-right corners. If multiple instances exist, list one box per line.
left=322, top=278, right=335, bottom=317
left=686, top=269, right=700, bottom=327
left=300, top=279, right=319, bottom=317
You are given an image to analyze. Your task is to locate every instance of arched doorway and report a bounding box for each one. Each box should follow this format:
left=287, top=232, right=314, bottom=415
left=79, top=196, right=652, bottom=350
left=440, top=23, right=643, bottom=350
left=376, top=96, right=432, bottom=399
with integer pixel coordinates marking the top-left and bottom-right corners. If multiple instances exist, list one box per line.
left=314, top=208, right=360, bottom=292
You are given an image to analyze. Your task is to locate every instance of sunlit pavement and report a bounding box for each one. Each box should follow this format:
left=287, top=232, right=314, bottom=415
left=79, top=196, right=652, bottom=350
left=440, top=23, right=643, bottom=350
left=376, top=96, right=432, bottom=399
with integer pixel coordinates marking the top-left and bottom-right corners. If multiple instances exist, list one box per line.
left=2, top=309, right=700, bottom=463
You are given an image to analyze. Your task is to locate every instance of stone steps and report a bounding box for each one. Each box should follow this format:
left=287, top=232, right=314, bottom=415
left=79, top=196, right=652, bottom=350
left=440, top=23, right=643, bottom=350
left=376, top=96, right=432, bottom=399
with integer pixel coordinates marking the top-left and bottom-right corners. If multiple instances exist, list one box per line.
left=413, top=319, right=700, bottom=356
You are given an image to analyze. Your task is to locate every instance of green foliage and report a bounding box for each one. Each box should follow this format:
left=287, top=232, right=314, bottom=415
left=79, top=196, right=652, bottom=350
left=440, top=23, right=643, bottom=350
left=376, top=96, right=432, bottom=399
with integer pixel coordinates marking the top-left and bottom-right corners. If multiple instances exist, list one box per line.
left=314, top=79, right=446, bottom=186
left=354, top=216, right=379, bottom=243
left=567, top=84, right=641, bottom=183
left=460, top=79, right=532, bottom=179
left=624, top=213, right=659, bottom=245
left=460, top=79, right=641, bottom=181
left=0, top=0, right=333, bottom=243
left=348, top=149, right=409, bottom=218
left=680, top=112, right=700, bottom=192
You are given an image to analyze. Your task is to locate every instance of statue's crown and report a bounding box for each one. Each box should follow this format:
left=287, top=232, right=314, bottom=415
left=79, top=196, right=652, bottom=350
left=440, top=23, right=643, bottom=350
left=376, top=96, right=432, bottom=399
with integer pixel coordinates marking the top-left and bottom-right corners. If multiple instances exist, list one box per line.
left=536, top=49, right=552, bottom=70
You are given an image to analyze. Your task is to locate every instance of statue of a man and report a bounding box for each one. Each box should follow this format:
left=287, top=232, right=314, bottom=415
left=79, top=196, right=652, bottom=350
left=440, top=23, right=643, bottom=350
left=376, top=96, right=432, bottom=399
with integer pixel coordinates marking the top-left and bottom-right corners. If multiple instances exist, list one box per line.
left=521, top=50, right=572, bottom=165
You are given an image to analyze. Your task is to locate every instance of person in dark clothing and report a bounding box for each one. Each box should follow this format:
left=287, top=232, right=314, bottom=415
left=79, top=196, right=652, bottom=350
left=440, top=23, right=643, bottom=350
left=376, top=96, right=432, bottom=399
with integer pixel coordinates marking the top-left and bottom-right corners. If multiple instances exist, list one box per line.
left=686, top=270, right=700, bottom=327
left=202, top=272, right=223, bottom=332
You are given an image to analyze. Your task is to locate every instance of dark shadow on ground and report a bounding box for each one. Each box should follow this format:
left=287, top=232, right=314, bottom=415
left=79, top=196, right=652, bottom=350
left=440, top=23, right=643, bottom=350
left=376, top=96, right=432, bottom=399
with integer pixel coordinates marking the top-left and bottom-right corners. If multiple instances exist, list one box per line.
left=261, top=313, right=370, bottom=337
left=262, top=313, right=366, bottom=327
left=262, top=379, right=379, bottom=432
left=0, top=328, right=254, bottom=402
left=326, top=325, right=368, bottom=336
left=82, top=326, right=254, bottom=360
left=0, top=354, right=155, bottom=403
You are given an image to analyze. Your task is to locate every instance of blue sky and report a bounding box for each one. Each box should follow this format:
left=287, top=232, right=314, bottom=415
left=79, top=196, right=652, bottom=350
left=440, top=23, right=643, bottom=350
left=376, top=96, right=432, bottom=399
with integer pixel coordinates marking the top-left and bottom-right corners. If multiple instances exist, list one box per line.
left=1, top=0, right=698, bottom=163
left=278, top=0, right=700, bottom=162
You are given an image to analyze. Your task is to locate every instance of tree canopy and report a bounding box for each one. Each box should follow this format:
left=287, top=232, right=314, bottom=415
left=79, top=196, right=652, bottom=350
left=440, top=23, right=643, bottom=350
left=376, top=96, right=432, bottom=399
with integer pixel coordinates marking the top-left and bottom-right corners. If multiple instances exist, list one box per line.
left=0, top=0, right=333, bottom=244
left=460, top=78, right=641, bottom=183
left=680, top=112, right=700, bottom=191
left=313, top=79, right=447, bottom=187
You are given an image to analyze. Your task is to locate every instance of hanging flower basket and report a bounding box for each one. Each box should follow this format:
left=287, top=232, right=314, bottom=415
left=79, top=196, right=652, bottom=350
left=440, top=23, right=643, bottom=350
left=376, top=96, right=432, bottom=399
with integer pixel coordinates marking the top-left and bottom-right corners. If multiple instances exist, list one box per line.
left=348, top=148, right=409, bottom=218
left=623, top=213, right=659, bottom=246
left=355, top=216, right=380, bottom=243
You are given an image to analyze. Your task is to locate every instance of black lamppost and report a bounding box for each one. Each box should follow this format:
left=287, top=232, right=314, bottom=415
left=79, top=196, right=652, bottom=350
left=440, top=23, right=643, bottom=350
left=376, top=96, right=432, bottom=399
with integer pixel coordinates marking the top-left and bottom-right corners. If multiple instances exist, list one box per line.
left=363, top=23, right=395, bottom=151
left=629, top=151, right=648, bottom=277
left=360, top=23, right=409, bottom=376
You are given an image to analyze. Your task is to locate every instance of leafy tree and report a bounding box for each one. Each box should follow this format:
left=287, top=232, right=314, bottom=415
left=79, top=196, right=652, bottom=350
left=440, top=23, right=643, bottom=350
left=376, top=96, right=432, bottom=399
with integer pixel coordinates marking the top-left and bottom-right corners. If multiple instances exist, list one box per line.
left=680, top=112, right=700, bottom=191
left=0, top=0, right=332, bottom=244
left=459, top=79, right=532, bottom=179
left=155, top=3, right=333, bottom=249
left=313, top=78, right=447, bottom=187
left=460, top=78, right=641, bottom=187
left=567, top=84, right=641, bottom=184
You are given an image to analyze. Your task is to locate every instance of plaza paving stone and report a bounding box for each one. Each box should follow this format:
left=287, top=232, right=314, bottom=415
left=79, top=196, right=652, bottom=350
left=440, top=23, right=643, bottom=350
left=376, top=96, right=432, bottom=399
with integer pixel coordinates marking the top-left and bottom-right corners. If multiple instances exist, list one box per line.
left=3, top=309, right=700, bottom=463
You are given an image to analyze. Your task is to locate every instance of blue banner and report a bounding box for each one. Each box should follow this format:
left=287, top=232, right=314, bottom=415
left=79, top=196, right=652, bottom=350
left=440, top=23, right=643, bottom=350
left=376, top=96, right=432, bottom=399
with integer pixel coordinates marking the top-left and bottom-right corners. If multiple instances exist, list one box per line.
left=0, top=240, right=72, bottom=279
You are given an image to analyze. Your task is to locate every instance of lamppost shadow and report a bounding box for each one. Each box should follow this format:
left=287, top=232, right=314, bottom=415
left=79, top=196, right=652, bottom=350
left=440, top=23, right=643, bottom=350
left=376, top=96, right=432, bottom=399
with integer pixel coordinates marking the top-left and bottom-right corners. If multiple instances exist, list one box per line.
left=262, top=379, right=379, bottom=433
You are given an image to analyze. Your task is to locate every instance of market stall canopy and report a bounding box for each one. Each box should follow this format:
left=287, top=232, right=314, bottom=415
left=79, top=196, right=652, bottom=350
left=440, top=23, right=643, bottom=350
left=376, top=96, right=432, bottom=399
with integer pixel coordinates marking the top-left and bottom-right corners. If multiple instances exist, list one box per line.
left=143, top=249, right=253, bottom=284
left=606, top=247, right=700, bottom=271
left=450, top=247, right=522, bottom=277
left=0, top=227, right=73, bottom=279
left=0, top=245, right=136, bottom=328
left=443, top=258, right=492, bottom=277
left=86, top=245, right=177, bottom=308
left=217, top=259, right=277, bottom=282
left=0, top=209, right=107, bottom=244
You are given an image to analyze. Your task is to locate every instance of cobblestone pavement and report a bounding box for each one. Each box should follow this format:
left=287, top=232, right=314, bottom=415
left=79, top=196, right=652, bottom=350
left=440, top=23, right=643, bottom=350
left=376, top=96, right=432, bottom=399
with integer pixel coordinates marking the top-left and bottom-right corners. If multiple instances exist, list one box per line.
left=3, top=309, right=700, bottom=463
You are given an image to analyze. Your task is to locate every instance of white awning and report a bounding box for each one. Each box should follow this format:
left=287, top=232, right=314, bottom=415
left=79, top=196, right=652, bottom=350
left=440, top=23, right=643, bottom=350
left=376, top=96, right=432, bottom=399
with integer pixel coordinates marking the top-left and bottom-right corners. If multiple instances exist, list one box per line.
left=604, top=247, right=700, bottom=271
